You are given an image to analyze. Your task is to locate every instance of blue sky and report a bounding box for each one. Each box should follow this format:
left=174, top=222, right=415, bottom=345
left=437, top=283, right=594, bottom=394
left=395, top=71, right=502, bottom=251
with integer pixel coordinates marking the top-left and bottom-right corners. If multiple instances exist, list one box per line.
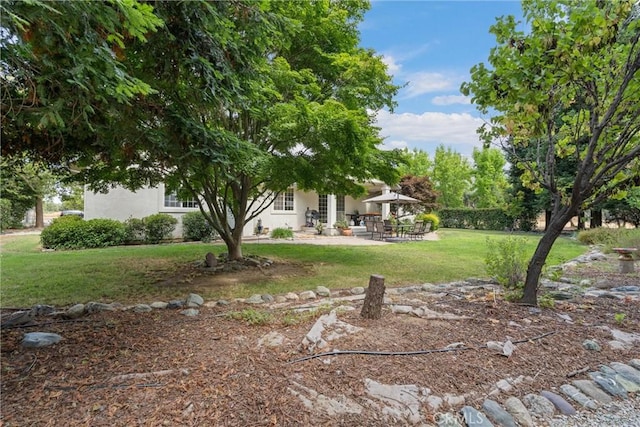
left=359, top=0, right=525, bottom=158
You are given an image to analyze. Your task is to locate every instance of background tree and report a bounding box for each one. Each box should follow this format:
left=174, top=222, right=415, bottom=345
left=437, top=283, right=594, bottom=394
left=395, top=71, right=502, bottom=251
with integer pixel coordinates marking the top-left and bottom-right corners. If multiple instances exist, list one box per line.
left=431, top=144, right=472, bottom=208
left=0, top=158, right=57, bottom=228
left=397, top=148, right=433, bottom=177
left=469, top=147, right=509, bottom=208
left=462, top=0, right=640, bottom=305
left=398, top=174, right=439, bottom=214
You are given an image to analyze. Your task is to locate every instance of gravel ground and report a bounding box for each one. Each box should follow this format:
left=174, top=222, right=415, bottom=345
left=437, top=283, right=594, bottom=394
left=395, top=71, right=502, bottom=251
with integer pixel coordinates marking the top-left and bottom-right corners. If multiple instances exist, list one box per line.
left=550, top=395, right=640, bottom=427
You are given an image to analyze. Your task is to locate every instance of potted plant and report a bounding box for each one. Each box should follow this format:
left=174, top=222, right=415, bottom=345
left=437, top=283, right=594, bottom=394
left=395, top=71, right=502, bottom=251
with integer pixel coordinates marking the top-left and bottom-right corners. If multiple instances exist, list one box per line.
left=334, top=217, right=353, bottom=236
left=315, top=222, right=325, bottom=235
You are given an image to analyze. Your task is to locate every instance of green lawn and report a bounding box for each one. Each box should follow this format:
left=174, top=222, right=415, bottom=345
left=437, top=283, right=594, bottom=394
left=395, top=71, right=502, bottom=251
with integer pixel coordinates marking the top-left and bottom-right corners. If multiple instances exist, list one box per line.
left=0, top=229, right=586, bottom=307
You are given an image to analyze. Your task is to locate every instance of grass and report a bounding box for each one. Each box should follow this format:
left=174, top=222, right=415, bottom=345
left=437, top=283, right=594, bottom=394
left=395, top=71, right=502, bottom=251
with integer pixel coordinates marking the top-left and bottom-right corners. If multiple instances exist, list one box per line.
left=0, top=229, right=587, bottom=307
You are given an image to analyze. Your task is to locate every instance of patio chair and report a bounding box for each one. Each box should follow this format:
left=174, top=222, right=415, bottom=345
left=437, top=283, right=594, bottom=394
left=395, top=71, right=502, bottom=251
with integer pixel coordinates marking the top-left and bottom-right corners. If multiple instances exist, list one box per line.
left=365, top=220, right=376, bottom=239
left=406, top=221, right=423, bottom=240
left=374, top=221, right=392, bottom=240
left=408, top=221, right=431, bottom=240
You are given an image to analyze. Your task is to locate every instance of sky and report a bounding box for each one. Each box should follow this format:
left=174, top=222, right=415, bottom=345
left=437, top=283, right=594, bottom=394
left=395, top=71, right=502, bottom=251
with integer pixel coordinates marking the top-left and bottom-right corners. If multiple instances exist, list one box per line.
left=358, top=0, right=525, bottom=158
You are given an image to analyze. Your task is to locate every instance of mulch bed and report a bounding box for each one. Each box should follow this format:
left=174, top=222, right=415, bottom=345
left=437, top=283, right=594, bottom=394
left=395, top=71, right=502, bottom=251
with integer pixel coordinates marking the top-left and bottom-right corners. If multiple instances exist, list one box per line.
left=2, top=265, right=640, bottom=426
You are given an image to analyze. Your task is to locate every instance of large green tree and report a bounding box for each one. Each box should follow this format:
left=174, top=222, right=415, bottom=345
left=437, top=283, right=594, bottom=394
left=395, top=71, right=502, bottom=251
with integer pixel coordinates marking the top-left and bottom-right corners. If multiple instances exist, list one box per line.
left=76, top=0, right=400, bottom=260
left=462, top=0, right=640, bottom=305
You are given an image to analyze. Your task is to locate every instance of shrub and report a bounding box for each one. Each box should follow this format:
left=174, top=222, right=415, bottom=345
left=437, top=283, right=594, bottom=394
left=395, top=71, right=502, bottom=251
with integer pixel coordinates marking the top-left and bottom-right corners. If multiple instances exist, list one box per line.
left=143, top=213, right=177, bottom=244
left=271, top=227, right=294, bottom=239
left=485, top=236, right=529, bottom=290
left=576, top=227, right=621, bottom=245
left=41, top=216, right=125, bottom=249
left=83, top=219, right=127, bottom=248
left=124, top=217, right=146, bottom=243
left=182, top=211, right=217, bottom=242
left=0, top=199, right=16, bottom=231
left=440, top=208, right=514, bottom=230
left=416, top=212, right=440, bottom=230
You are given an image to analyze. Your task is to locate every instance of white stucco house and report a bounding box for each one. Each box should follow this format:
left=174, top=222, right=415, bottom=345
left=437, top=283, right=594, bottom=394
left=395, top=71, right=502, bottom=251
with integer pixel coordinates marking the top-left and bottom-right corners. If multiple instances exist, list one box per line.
left=84, top=181, right=395, bottom=238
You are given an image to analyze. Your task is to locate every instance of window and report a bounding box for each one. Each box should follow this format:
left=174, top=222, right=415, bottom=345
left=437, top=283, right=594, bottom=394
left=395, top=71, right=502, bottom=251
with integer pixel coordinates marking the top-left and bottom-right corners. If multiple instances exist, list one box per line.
left=336, top=195, right=345, bottom=221
left=164, top=192, right=198, bottom=208
left=318, top=194, right=328, bottom=223
left=274, top=188, right=294, bottom=211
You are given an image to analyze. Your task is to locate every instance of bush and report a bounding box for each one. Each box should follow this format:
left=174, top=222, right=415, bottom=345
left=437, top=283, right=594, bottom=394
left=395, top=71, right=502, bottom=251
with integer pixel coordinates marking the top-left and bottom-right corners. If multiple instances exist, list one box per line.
left=440, top=208, right=514, bottom=230
left=578, top=227, right=640, bottom=259
left=143, top=213, right=177, bottom=244
left=182, top=211, right=217, bottom=242
left=124, top=218, right=146, bottom=243
left=485, top=236, right=529, bottom=290
left=415, top=212, right=440, bottom=230
left=271, top=227, right=294, bottom=239
left=0, top=199, right=16, bottom=231
left=41, top=216, right=125, bottom=249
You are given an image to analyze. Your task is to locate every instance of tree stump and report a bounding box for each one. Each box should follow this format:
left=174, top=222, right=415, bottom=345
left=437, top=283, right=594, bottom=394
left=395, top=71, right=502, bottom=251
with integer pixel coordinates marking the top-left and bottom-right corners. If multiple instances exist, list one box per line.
left=360, top=275, right=385, bottom=319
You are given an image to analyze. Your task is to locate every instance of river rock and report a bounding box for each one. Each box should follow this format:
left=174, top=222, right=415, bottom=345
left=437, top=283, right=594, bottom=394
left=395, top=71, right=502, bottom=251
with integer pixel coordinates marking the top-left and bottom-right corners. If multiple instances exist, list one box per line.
left=572, top=379, right=613, bottom=404
left=588, top=372, right=628, bottom=398
left=523, top=393, right=555, bottom=419
left=22, top=332, right=62, bottom=348
left=540, top=390, right=576, bottom=415
left=315, top=286, right=331, bottom=297
left=559, top=383, right=598, bottom=410
left=504, top=396, right=534, bottom=427
left=245, top=294, right=264, bottom=304
left=186, top=293, right=204, bottom=307
left=482, top=399, right=517, bottom=427
left=66, top=304, right=86, bottom=319
left=460, top=406, right=494, bottom=427
left=609, top=362, right=640, bottom=385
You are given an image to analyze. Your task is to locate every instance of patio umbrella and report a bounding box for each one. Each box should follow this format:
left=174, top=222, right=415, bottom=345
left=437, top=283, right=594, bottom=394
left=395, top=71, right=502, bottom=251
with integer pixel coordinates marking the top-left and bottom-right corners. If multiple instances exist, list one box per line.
left=362, top=191, right=420, bottom=204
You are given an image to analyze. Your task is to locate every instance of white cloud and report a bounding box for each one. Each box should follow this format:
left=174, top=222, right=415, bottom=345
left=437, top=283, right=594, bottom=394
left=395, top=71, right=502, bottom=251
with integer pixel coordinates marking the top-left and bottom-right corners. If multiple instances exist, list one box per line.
left=432, top=95, right=471, bottom=106
left=374, top=110, right=485, bottom=157
left=402, top=72, right=458, bottom=98
left=381, top=54, right=401, bottom=75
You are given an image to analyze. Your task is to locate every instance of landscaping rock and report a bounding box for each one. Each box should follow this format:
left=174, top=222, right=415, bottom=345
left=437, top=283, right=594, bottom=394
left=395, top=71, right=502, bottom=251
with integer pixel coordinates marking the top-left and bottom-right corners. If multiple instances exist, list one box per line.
left=186, top=293, right=204, bottom=307
left=150, top=301, right=168, bottom=309
left=133, top=304, right=152, bottom=313
left=589, top=372, right=628, bottom=398
left=482, top=399, right=517, bottom=427
left=559, top=384, right=598, bottom=410
left=22, top=332, right=62, bottom=348
left=572, top=379, right=613, bottom=404
left=66, top=304, right=85, bottom=319
left=315, top=286, right=331, bottom=297
left=246, top=294, right=264, bottom=304
left=504, top=396, right=534, bottom=427
left=583, top=339, right=601, bottom=351
left=609, top=362, right=640, bottom=385
left=299, top=290, right=316, bottom=300
left=540, top=390, right=576, bottom=415
left=86, top=302, right=117, bottom=313
left=460, top=406, right=494, bottom=427
left=180, top=308, right=199, bottom=317
left=522, top=393, right=555, bottom=419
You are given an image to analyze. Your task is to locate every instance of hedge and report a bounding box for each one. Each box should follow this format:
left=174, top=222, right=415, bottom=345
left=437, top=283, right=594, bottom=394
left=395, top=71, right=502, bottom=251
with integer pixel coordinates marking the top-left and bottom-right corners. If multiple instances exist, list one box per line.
left=439, top=208, right=514, bottom=231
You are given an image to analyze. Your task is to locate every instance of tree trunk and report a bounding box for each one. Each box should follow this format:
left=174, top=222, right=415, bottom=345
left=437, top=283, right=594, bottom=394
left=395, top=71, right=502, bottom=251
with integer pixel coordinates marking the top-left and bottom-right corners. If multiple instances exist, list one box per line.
left=225, top=235, right=244, bottom=260
left=591, top=210, right=603, bottom=228
left=544, top=210, right=551, bottom=231
left=361, top=275, right=385, bottom=319
left=577, top=211, right=585, bottom=230
left=35, top=196, right=44, bottom=228
left=521, top=210, right=573, bottom=305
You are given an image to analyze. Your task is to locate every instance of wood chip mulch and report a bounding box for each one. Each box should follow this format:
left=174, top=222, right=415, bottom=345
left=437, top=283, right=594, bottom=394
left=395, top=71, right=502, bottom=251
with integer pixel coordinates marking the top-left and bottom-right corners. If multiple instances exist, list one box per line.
left=2, top=279, right=639, bottom=426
